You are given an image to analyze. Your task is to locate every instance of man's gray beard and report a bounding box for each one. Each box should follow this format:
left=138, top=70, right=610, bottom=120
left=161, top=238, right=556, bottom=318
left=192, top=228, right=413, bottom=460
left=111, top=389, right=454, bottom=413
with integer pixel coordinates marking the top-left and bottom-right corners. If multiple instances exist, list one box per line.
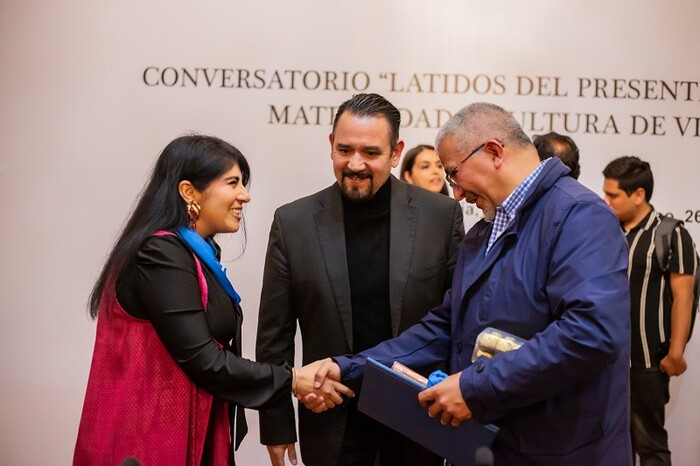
left=481, top=203, right=496, bottom=221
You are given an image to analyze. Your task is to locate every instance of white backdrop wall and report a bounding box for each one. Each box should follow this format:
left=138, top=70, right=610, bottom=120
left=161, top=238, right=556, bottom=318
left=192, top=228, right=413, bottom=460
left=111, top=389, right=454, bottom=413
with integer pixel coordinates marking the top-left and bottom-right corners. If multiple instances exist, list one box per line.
left=2, top=1, right=699, bottom=464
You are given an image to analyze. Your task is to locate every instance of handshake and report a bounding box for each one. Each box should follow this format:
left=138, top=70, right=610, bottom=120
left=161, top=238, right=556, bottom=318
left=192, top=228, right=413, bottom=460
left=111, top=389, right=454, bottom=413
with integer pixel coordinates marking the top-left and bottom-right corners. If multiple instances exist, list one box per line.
left=292, top=359, right=353, bottom=413
left=291, top=359, right=472, bottom=429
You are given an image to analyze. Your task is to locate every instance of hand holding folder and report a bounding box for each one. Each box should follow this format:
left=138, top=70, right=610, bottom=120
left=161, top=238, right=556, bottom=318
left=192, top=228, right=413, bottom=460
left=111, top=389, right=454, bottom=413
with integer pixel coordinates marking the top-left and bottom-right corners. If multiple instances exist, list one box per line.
left=357, top=359, right=498, bottom=466
left=391, top=362, right=474, bottom=428
left=417, top=370, right=473, bottom=428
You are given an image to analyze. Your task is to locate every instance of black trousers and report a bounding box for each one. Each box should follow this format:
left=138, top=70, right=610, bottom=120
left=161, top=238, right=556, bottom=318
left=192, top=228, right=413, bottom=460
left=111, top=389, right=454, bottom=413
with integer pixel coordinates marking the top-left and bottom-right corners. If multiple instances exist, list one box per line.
left=630, top=368, right=671, bottom=466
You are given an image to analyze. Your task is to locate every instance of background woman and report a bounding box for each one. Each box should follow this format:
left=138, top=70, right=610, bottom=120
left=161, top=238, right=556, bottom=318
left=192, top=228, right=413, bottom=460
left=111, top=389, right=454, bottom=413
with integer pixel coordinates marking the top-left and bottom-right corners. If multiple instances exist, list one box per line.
left=399, top=144, right=450, bottom=196
left=74, top=135, right=345, bottom=466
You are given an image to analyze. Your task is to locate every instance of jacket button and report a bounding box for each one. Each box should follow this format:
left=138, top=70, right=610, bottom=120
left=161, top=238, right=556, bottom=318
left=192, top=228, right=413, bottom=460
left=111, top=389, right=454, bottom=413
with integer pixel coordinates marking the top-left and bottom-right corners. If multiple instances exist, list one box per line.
left=454, top=343, right=463, bottom=353
left=475, top=362, right=485, bottom=373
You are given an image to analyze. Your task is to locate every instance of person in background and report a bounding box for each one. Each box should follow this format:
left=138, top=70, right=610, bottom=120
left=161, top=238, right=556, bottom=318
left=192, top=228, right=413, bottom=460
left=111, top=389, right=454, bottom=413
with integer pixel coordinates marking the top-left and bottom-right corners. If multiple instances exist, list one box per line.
left=533, top=131, right=581, bottom=179
left=400, top=144, right=450, bottom=195
left=310, top=102, right=632, bottom=465
left=603, top=156, right=698, bottom=466
left=256, top=93, right=464, bottom=466
left=74, top=135, right=348, bottom=466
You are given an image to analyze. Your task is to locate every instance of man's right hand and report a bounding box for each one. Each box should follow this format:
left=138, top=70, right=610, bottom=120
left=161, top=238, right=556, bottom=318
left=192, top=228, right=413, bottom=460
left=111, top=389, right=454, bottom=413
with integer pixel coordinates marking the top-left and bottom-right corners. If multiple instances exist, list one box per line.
left=313, top=359, right=342, bottom=389
left=300, top=359, right=345, bottom=412
left=266, top=443, right=298, bottom=466
left=295, top=359, right=354, bottom=412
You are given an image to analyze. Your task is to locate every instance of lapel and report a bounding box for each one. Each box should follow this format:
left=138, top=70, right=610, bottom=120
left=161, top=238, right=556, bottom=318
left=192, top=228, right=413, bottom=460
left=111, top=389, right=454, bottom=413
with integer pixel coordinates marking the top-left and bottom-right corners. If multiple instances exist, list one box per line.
left=458, top=221, right=492, bottom=299
left=453, top=222, right=517, bottom=333
left=388, top=177, right=418, bottom=336
left=457, top=159, right=566, bottom=301
left=314, top=185, right=354, bottom=349
left=458, top=221, right=519, bottom=300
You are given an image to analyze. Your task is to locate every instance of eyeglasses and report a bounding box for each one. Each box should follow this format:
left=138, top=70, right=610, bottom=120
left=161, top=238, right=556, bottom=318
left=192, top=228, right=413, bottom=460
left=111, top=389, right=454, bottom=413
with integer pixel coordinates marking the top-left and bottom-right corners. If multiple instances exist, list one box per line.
left=444, top=143, right=486, bottom=188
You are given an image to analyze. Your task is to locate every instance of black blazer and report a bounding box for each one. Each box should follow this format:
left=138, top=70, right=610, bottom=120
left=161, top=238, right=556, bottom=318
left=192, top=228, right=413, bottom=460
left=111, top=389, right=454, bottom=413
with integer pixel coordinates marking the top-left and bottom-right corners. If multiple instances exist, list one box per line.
left=256, top=176, right=464, bottom=465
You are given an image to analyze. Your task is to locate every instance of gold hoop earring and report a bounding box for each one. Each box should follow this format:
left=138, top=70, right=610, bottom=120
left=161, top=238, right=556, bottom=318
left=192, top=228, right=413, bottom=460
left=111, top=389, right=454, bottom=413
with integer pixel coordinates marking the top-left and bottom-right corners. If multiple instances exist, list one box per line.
left=187, top=200, right=201, bottom=230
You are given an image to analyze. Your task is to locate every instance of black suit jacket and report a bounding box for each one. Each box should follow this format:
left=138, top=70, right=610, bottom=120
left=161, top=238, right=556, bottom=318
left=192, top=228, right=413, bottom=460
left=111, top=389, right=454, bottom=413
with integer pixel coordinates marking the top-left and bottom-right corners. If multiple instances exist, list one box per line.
left=256, top=176, right=464, bottom=465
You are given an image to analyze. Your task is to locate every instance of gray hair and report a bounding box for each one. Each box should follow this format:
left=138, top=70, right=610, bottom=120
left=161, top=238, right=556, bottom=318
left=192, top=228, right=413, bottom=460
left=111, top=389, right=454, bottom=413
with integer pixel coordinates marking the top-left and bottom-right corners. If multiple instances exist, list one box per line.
left=435, top=102, right=531, bottom=155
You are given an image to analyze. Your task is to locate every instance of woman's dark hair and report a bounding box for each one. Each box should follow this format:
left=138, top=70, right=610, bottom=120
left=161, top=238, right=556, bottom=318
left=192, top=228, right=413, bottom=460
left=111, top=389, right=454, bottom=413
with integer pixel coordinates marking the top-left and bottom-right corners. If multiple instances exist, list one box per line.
left=399, top=144, right=449, bottom=196
left=88, top=134, right=251, bottom=318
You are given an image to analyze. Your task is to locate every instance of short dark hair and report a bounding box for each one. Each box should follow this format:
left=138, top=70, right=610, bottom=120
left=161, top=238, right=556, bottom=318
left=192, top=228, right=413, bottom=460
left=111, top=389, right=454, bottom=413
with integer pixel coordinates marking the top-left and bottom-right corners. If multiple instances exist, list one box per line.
left=533, top=132, right=580, bottom=179
left=332, top=93, right=401, bottom=150
left=602, top=156, right=654, bottom=201
left=400, top=144, right=449, bottom=196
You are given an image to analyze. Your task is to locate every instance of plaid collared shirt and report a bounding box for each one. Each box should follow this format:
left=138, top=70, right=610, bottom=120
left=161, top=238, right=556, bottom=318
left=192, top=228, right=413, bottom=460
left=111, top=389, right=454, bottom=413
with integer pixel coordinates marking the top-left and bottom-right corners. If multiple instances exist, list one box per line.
left=486, top=159, right=549, bottom=254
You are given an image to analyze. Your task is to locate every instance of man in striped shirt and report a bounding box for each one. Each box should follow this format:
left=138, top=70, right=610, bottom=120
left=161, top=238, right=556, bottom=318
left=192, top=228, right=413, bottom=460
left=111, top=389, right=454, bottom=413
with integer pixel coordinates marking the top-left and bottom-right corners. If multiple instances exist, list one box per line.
left=603, top=156, right=698, bottom=466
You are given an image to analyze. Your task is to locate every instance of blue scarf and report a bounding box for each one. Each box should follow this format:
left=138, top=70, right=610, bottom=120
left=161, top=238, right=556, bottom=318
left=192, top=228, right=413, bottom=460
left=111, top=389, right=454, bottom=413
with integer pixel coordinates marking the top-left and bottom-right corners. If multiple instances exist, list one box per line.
left=176, top=226, right=242, bottom=305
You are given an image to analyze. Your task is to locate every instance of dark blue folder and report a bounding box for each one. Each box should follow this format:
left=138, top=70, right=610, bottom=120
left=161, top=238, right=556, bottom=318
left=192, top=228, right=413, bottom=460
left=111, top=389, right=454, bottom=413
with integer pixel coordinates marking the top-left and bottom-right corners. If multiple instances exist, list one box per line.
left=357, top=358, right=499, bottom=466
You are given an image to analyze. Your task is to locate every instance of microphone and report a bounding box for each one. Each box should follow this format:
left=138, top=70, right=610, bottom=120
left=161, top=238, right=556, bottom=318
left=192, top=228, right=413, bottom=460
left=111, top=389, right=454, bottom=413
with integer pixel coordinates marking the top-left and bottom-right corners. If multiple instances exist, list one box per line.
left=474, top=446, right=494, bottom=466
left=120, top=458, right=141, bottom=466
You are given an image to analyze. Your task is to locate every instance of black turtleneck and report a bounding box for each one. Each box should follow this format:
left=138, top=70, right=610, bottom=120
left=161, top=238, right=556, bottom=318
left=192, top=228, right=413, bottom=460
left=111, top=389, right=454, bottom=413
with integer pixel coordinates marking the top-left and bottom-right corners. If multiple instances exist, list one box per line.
left=342, top=180, right=392, bottom=353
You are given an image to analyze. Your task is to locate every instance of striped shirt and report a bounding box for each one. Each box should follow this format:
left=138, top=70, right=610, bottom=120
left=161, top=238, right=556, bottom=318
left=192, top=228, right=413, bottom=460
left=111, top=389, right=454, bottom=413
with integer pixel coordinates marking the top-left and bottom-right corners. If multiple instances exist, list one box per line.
left=486, top=159, right=548, bottom=253
left=625, top=208, right=698, bottom=369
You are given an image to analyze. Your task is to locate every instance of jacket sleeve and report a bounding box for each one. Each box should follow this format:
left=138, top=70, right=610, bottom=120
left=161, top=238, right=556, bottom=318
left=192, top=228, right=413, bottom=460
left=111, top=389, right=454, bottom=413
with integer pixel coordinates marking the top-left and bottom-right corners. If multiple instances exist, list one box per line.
left=337, top=201, right=463, bottom=390
left=459, top=200, right=631, bottom=422
left=337, top=288, right=454, bottom=390
left=128, top=235, right=292, bottom=410
left=446, top=201, right=465, bottom=288
left=255, top=210, right=299, bottom=445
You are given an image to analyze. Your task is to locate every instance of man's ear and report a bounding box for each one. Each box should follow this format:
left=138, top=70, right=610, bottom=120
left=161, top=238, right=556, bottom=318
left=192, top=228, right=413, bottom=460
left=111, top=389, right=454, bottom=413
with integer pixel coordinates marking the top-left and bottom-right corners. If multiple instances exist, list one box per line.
left=390, top=139, right=405, bottom=168
left=633, top=187, right=647, bottom=205
left=486, top=139, right=505, bottom=168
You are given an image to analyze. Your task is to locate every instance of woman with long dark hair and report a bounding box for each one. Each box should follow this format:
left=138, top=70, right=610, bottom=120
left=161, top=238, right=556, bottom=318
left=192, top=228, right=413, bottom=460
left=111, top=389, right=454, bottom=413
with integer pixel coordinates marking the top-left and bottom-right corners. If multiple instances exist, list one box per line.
left=74, top=135, right=349, bottom=466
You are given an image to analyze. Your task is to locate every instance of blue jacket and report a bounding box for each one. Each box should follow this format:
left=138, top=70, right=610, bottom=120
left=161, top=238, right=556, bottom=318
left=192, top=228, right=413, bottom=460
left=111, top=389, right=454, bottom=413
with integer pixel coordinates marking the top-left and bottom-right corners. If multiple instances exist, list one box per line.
left=337, top=159, right=632, bottom=465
